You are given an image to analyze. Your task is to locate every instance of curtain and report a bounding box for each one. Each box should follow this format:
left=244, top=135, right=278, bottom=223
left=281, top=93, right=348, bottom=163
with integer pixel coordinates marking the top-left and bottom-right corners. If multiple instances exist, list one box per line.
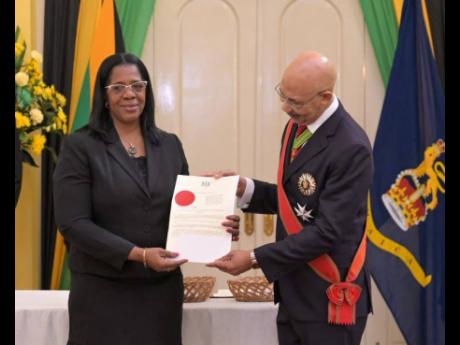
left=41, top=0, right=80, bottom=289
left=360, top=0, right=399, bottom=87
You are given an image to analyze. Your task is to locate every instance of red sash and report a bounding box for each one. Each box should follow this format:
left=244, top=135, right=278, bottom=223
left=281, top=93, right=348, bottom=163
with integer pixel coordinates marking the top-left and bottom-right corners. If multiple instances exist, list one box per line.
left=277, top=120, right=367, bottom=325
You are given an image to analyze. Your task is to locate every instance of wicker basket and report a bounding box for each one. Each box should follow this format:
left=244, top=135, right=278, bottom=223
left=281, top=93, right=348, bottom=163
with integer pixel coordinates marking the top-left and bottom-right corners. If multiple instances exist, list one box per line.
left=183, top=276, right=216, bottom=302
left=227, top=276, right=274, bottom=302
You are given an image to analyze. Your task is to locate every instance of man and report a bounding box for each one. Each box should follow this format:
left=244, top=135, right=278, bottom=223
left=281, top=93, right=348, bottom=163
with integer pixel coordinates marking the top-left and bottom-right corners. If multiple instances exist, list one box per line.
left=209, top=51, right=373, bottom=345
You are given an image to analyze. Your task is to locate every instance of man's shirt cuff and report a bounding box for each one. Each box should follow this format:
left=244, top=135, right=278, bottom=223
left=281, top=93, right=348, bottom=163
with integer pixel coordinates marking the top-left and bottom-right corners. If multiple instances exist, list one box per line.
left=237, top=177, right=255, bottom=209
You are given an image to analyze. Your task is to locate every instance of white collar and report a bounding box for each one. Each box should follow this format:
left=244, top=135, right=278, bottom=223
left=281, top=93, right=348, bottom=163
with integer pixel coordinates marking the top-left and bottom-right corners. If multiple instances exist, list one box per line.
left=307, top=95, right=339, bottom=134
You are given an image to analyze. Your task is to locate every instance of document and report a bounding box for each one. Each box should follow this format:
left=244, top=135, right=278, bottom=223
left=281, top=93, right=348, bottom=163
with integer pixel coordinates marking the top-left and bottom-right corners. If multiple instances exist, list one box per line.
left=166, top=175, right=239, bottom=263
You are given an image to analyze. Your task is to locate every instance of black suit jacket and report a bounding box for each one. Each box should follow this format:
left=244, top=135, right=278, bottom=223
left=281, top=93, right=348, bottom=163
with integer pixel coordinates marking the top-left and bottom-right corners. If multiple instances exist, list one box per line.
left=248, top=103, right=374, bottom=322
left=53, top=126, right=189, bottom=279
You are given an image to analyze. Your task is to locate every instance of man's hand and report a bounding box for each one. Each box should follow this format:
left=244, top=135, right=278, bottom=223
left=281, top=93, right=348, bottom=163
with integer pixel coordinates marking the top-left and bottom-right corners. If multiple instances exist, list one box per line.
left=146, top=248, right=188, bottom=272
left=201, top=170, right=247, bottom=198
left=206, top=250, right=253, bottom=275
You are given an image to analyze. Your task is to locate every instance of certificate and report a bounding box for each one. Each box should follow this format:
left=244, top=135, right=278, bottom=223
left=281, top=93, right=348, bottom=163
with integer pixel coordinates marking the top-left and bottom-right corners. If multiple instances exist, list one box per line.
left=166, top=175, right=239, bottom=263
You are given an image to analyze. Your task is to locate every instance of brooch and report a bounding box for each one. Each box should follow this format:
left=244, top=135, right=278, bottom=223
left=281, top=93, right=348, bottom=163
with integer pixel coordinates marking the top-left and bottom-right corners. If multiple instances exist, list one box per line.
left=298, top=173, right=316, bottom=196
left=294, top=203, right=314, bottom=222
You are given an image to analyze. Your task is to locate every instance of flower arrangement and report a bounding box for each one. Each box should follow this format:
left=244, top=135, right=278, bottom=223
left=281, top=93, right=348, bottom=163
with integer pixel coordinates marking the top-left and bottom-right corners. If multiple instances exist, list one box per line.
left=15, top=27, right=68, bottom=166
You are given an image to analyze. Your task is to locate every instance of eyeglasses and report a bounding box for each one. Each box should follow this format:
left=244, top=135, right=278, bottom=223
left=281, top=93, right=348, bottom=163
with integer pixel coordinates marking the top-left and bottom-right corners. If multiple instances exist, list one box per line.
left=274, top=83, right=325, bottom=111
left=105, top=80, right=148, bottom=95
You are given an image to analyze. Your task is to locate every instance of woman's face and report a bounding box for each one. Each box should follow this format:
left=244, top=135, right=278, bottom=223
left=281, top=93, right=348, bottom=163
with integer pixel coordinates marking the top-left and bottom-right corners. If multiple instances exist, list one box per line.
left=105, top=64, right=146, bottom=126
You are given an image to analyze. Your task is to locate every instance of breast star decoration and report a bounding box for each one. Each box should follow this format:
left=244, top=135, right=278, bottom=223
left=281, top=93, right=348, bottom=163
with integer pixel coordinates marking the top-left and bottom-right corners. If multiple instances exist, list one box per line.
left=294, top=203, right=314, bottom=222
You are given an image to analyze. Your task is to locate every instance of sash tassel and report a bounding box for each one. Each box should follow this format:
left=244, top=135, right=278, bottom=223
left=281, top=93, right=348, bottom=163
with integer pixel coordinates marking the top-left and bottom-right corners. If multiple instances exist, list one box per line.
left=326, top=282, right=362, bottom=325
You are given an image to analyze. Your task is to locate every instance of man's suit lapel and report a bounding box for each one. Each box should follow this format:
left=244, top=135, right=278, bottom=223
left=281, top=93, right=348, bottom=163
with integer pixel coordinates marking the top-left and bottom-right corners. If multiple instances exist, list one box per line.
left=106, top=128, right=151, bottom=198
left=283, top=108, right=344, bottom=183
left=284, top=134, right=328, bottom=183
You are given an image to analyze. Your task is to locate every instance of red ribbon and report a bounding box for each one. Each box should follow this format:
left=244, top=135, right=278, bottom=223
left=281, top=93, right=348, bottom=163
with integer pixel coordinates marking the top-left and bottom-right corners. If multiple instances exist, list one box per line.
left=326, top=282, right=362, bottom=325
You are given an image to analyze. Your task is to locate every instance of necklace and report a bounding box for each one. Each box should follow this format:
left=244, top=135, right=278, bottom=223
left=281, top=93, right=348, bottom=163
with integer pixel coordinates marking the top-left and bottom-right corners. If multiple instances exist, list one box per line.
left=120, top=137, right=137, bottom=157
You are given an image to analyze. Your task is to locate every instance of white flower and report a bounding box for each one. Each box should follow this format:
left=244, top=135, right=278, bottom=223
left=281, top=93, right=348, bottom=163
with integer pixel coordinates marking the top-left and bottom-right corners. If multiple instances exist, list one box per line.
left=31, top=50, right=43, bottom=64
left=15, top=72, right=29, bottom=86
left=30, top=108, right=44, bottom=125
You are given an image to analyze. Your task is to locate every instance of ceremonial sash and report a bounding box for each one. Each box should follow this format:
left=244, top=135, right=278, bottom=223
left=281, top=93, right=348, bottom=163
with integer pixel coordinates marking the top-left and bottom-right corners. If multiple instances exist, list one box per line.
left=277, top=120, right=367, bottom=325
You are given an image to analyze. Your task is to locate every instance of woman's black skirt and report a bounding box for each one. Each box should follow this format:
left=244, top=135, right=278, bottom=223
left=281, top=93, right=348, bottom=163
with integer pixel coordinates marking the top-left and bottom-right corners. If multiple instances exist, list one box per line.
left=67, top=270, right=184, bottom=345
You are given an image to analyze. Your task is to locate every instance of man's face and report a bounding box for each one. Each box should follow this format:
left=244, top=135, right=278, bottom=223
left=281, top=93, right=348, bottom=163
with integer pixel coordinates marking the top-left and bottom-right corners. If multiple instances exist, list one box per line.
left=276, top=82, right=326, bottom=126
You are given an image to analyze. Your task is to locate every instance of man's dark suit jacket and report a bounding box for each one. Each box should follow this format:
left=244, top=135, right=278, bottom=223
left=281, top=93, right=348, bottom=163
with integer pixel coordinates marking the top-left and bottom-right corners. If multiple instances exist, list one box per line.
left=248, top=103, right=374, bottom=322
left=53, top=126, right=189, bottom=279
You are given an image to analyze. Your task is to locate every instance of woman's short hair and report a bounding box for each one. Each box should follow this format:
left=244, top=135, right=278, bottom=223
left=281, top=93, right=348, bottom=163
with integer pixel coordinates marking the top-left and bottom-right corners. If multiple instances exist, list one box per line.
left=88, top=53, right=159, bottom=144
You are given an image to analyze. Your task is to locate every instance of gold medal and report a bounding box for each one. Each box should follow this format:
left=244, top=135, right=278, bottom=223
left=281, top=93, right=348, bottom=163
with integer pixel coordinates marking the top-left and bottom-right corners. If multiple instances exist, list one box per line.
left=298, top=173, right=316, bottom=196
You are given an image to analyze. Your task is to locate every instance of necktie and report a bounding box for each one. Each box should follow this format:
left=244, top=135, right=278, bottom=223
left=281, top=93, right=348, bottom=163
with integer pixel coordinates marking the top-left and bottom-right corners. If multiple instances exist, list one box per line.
left=290, top=124, right=312, bottom=162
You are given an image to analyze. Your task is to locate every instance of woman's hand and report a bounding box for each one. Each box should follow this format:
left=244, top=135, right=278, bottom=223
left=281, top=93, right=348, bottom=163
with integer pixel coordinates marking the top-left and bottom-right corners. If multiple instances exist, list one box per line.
left=144, top=248, right=188, bottom=272
left=223, top=214, right=240, bottom=241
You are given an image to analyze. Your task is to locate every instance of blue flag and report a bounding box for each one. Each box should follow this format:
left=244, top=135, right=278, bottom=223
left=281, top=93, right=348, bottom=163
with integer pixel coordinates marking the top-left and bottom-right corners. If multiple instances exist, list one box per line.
left=366, top=1, right=445, bottom=345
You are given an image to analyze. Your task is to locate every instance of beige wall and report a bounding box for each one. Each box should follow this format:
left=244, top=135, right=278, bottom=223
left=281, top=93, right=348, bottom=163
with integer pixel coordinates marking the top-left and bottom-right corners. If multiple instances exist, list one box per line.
left=15, top=0, right=44, bottom=289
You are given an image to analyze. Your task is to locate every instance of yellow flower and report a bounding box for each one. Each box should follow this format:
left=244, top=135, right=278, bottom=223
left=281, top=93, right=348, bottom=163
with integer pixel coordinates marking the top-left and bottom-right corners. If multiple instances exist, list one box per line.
left=31, top=134, right=47, bottom=155
left=30, top=108, right=44, bottom=125
left=43, top=87, right=53, bottom=100
left=15, top=72, right=29, bottom=87
left=57, top=108, right=67, bottom=123
left=56, top=93, right=66, bottom=107
left=31, top=50, right=43, bottom=64
left=15, top=42, right=24, bottom=56
left=50, top=99, right=58, bottom=110
left=32, top=74, right=42, bottom=84
left=62, top=123, right=68, bottom=134
left=15, top=111, right=31, bottom=128
left=29, top=60, right=41, bottom=74
left=33, top=86, right=44, bottom=96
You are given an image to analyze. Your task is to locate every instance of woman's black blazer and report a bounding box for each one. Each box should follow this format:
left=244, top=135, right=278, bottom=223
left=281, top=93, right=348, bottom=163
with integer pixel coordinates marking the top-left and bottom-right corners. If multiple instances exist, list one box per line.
left=53, top=126, right=189, bottom=279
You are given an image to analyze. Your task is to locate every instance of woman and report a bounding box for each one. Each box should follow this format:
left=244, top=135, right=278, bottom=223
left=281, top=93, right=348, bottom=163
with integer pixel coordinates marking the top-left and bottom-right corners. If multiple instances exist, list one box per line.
left=53, top=53, right=240, bottom=345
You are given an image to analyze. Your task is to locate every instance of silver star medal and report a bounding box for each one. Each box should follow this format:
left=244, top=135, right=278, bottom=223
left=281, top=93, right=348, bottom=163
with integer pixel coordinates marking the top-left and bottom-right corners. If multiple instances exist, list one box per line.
left=294, top=203, right=314, bottom=222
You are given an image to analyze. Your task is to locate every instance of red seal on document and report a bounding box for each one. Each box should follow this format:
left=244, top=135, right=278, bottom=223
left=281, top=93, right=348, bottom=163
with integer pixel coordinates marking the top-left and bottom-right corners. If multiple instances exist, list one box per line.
left=175, top=190, right=195, bottom=206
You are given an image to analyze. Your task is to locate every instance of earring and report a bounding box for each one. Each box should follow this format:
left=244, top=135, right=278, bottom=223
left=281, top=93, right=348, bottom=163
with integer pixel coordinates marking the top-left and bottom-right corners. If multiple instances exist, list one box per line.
left=105, top=102, right=109, bottom=108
